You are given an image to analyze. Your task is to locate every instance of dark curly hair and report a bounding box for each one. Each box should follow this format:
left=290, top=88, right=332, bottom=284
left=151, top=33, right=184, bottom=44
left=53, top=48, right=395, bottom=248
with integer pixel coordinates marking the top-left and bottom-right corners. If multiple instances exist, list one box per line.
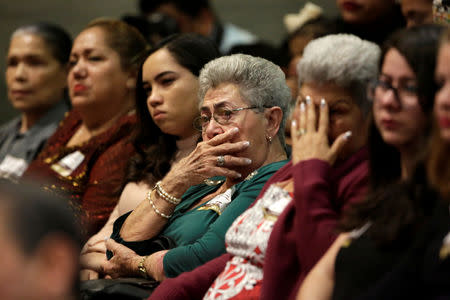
left=125, top=33, right=220, bottom=185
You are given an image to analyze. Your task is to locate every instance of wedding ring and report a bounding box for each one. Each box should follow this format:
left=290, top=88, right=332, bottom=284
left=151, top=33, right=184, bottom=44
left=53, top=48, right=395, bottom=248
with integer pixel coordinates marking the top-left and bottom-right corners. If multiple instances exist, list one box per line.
left=297, top=128, right=306, bottom=136
left=216, top=155, right=225, bottom=167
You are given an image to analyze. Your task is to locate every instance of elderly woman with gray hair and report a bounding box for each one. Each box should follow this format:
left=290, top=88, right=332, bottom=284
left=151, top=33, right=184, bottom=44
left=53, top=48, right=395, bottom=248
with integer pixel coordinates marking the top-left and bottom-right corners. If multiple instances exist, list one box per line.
left=101, top=53, right=290, bottom=282
left=148, top=33, right=380, bottom=300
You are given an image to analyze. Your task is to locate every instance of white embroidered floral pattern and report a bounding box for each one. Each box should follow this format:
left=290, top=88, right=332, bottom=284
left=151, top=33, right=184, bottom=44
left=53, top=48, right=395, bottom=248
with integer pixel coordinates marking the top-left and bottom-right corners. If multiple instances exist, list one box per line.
left=203, top=185, right=292, bottom=299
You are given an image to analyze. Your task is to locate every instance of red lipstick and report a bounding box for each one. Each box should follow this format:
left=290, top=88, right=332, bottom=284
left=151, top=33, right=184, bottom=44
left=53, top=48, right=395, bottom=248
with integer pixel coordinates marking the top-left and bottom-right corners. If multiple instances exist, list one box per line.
left=73, top=84, right=87, bottom=93
left=341, top=1, right=361, bottom=12
left=438, top=117, right=450, bottom=128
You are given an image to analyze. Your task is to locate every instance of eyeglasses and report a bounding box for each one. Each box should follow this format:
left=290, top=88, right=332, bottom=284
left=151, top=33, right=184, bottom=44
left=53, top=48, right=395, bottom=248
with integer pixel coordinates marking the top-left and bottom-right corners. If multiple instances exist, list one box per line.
left=193, top=106, right=269, bottom=132
left=368, top=79, right=418, bottom=107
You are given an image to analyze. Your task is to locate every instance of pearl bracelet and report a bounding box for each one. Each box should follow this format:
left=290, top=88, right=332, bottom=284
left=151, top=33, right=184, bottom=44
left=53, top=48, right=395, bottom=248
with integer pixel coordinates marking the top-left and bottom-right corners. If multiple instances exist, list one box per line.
left=154, top=181, right=181, bottom=205
left=147, top=190, right=172, bottom=219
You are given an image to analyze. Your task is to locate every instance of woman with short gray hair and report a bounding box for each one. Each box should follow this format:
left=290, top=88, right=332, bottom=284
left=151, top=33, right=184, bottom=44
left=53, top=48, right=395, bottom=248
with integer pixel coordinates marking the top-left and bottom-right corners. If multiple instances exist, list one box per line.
left=148, top=34, right=380, bottom=299
left=102, top=53, right=289, bottom=282
left=198, top=53, right=292, bottom=147
left=261, top=34, right=380, bottom=300
left=297, top=33, right=380, bottom=115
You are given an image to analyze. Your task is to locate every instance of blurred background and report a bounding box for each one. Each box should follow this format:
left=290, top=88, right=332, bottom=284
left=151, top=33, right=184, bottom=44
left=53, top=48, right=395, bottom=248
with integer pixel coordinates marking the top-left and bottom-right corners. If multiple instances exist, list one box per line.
left=0, top=0, right=339, bottom=124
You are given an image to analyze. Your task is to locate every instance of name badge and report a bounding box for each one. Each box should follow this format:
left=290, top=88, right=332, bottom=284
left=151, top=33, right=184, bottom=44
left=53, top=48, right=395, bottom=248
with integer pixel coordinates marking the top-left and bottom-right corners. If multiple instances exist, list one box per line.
left=51, top=150, right=85, bottom=177
left=0, top=155, right=28, bottom=179
left=198, top=186, right=236, bottom=215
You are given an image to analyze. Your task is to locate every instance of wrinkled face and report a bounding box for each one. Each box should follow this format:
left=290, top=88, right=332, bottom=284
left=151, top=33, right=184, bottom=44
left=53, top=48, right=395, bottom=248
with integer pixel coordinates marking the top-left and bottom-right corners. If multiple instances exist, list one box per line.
left=373, top=48, right=427, bottom=150
left=142, top=48, right=199, bottom=138
left=434, top=43, right=450, bottom=142
left=337, top=0, right=396, bottom=24
left=201, top=83, right=271, bottom=173
left=401, top=0, right=433, bottom=27
left=6, top=33, right=67, bottom=114
left=68, top=27, right=132, bottom=110
left=299, top=82, right=367, bottom=160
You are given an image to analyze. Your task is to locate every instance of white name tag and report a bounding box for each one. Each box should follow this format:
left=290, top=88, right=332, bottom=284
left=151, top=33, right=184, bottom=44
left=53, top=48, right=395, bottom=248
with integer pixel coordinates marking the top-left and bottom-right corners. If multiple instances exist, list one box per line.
left=51, top=150, right=85, bottom=177
left=0, top=155, right=28, bottom=179
left=198, top=186, right=236, bottom=215
left=265, top=196, right=291, bottom=216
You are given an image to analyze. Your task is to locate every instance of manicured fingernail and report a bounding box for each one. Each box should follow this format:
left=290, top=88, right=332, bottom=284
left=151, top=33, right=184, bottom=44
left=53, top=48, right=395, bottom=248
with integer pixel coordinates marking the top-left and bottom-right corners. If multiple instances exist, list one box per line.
left=305, top=95, right=311, bottom=104
left=243, top=141, right=250, bottom=146
left=300, top=102, right=305, bottom=112
left=292, top=120, right=297, bottom=127
left=343, top=131, right=352, bottom=140
left=321, top=98, right=326, bottom=107
left=244, top=158, right=252, bottom=164
left=235, top=173, right=242, bottom=178
left=231, top=127, right=239, bottom=133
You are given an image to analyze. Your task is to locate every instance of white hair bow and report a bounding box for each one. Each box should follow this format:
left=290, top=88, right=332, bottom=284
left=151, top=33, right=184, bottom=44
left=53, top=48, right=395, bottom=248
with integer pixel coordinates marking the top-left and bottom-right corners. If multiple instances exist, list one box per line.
left=284, top=2, right=323, bottom=34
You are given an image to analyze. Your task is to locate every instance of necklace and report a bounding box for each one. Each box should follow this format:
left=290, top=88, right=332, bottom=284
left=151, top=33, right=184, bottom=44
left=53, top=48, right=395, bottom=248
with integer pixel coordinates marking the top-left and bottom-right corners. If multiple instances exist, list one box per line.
left=203, top=170, right=258, bottom=186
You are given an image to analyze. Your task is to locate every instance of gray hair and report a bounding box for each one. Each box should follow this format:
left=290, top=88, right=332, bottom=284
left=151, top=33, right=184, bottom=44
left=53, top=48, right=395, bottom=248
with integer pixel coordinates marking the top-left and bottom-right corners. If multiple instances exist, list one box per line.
left=297, top=34, right=380, bottom=115
left=11, top=22, right=72, bottom=64
left=198, top=54, right=291, bottom=147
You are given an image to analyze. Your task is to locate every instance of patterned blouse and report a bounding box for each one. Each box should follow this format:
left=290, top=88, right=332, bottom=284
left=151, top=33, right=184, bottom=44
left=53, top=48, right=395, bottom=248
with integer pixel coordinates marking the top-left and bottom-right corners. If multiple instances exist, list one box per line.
left=23, top=109, right=136, bottom=239
left=204, top=184, right=292, bottom=299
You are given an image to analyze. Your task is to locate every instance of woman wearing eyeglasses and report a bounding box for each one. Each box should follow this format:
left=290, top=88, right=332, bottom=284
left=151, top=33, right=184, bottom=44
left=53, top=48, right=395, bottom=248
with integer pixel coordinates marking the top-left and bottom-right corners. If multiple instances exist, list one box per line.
left=148, top=33, right=379, bottom=300
left=297, top=25, right=444, bottom=300
left=100, top=53, right=290, bottom=282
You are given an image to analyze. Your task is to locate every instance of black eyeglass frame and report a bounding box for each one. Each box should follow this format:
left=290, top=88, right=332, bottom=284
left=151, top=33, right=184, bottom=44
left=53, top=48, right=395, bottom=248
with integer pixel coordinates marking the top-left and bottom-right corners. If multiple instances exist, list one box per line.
left=367, top=79, right=419, bottom=107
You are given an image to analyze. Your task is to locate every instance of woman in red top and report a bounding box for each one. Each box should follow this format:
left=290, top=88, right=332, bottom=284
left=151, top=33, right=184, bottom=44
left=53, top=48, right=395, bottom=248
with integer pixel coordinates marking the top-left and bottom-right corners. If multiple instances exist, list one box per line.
left=24, top=19, right=148, bottom=238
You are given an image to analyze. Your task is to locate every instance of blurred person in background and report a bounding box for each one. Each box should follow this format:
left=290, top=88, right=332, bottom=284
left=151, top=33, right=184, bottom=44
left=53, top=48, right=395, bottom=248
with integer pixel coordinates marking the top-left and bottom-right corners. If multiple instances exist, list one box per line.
left=401, top=0, right=434, bottom=27
left=0, top=179, right=82, bottom=300
left=0, top=23, right=71, bottom=181
left=280, top=3, right=338, bottom=144
left=335, top=0, right=406, bottom=45
left=23, top=19, right=148, bottom=239
left=138, top=0, right=259, bottom=54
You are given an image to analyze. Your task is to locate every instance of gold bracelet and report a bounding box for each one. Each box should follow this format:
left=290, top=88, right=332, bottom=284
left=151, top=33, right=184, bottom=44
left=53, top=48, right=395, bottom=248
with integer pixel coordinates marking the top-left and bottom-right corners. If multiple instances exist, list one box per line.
left=138, top=255, right=149, bottom=279
left=147, top=190, right=172, bottom=219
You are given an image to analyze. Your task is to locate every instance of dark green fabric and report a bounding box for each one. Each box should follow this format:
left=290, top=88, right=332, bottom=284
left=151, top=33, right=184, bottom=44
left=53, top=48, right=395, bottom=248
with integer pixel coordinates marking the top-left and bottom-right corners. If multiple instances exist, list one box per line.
left=163, top=160, right=287, bottom=277
left=111, top=160, right=287, bottom=278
